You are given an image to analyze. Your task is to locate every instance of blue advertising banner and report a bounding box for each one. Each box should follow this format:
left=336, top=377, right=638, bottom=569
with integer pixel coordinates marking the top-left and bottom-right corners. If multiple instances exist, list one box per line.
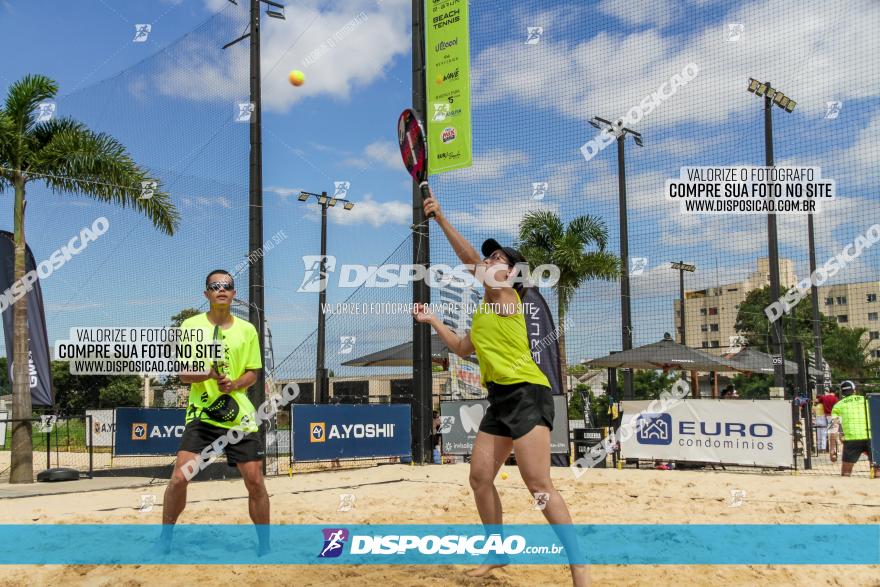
left=291, top=404, right=411, bottom=461
left=0, top=524, right=877, bottom=565
left=868, top=394, right=880, bottom=467
left=114, top=407, right=186, bottom=455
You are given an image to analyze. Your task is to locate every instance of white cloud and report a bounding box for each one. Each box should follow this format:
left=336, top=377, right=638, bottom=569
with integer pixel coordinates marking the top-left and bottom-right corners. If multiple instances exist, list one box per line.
left=154, top=0, right=410, bottom=110
left=344, top=140, right=405, bottom=171
left=308, top=142, right=353, bottom=155
left=327, top=194, right=409, bottom=228
left=597, top=0, right=677, bottom=29
left=276, top=187, right=410, bottom=228
left=821, top=108, right=880, bottom=188
left=187, top=195, right=233, bottom=208
left=615, top=170, right=670, bottom=215
left=364, top=140, right=402, bottom=169
left=475, top=0, right=880, bottom=127
left=445, top=149, right=529, bottom=182
left=510, top=4, right=595, bottom=39
left=541, top=160, right=583, bottom=200
left=45, top=302, right=105, bottom=311
left=266, top=185, right=305, bottom=199
left=447, top=196, right=561, bottom=238
left=652, top=136, right=709, bottom=160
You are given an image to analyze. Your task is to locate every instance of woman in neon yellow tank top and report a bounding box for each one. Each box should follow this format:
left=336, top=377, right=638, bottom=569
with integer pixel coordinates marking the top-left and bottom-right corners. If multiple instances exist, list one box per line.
left=414, top=192, right=588, bottom=587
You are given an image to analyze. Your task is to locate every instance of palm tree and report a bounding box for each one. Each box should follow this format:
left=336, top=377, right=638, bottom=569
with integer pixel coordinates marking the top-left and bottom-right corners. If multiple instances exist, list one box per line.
left=0, top=75, right=179, bottom=482
left=518, top=211, right=619, bottom=389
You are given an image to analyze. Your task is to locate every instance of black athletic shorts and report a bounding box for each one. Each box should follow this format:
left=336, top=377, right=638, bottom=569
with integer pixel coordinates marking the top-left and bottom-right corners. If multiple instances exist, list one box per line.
left=478, top=382, right=554, bottom=440
left=842, top=439, right=872, bottom=464
left=178, top=420, right=264, bottom=466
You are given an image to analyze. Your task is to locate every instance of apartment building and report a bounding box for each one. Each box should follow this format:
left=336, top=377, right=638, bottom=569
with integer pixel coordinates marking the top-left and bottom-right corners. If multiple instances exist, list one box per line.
left=673, top=258, right=880, bottom=357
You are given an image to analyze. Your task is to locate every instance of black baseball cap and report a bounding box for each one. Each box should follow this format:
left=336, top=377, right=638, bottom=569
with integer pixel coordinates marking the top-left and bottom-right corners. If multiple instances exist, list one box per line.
left=481, top=238, right=526, bottom=266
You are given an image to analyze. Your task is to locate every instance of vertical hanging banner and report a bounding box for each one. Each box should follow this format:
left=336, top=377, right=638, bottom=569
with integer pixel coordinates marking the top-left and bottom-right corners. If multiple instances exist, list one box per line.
left=521, top=287, right=564, bottom=396
left=0, top=231, right=54, bottom=406
left=425, top=0, right=472, bottom=173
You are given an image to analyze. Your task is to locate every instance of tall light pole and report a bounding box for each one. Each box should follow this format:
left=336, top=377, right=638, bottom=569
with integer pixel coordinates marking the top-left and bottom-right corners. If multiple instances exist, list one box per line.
left=298, top=191, right=355, bottom=404
left=223, top=0, right=285, bottom=473
left=670, top=261, right=696, bottom=345
left=747, top=79, right=797, bottom=395
left=590, top=116, right=643, bottom=399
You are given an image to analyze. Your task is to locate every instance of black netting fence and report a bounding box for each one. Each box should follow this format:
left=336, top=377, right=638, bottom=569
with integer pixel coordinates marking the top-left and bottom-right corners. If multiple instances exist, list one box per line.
left=264, top=0, right=880, bottom=476
left=1, top=5, right=250, bottom=478
left=431, top=0, right=880, bottom=389
left=5, top=1, right=880, bottom=478
left=0, top=416, right=93, bottom=481
left=2, top=5, right=251, bottom=351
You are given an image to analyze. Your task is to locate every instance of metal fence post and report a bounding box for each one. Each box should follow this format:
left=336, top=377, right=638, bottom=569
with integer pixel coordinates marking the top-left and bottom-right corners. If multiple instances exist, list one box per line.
left=87, top=414, right=94, bottom=478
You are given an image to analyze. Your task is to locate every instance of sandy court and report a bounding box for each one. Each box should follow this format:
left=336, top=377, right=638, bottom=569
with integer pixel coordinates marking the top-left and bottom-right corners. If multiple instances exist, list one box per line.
left=1, top=464, right=878, bottom=586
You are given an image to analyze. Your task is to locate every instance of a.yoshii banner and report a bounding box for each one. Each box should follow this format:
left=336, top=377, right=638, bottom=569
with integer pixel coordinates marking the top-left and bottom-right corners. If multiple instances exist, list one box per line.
left=425, top=0, right=472, bottom=173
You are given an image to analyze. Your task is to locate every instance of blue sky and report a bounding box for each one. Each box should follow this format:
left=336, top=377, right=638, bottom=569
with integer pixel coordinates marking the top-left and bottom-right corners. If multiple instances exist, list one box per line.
left=1, top=0, right=878, bottom=376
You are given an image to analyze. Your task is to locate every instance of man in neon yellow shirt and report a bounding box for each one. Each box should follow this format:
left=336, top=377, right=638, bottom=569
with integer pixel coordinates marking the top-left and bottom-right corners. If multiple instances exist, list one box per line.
left=160, top=270, right=267, bottom=552
left=831, top=380, right=878, bottom=478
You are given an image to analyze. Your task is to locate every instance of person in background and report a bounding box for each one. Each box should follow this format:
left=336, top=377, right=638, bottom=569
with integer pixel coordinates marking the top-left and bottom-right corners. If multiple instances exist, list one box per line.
left=433, top=409, right=442, bottom=448
left=813, top=395, right=828, bottom=452
left=831, top=381, right=878, bottom=477
left=819, top=388, right=841, bottom=462
left=720, top=385, right=739, bottom=399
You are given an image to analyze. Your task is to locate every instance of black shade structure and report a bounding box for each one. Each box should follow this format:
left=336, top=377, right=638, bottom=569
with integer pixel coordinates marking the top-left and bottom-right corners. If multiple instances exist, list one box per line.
left=722, top=346, right=820, bottom=377
left=341, top=333, right=463, bottom=367
left=585, top=334, right=741, bottom=372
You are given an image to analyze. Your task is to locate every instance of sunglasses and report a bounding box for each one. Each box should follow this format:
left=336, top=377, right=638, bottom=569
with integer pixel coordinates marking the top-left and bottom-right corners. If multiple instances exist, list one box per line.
left=207, top=282, right=234, bottom=292
left=484, top=251, right=513, bottom=266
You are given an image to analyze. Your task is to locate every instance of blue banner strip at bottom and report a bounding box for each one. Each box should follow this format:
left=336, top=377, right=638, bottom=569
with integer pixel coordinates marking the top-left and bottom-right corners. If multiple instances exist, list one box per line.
left=0, top=524, right=877, bottom=565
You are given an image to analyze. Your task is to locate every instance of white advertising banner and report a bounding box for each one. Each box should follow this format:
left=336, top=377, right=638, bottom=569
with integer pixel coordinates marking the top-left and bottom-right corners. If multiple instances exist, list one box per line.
left=619, top=399, right=793, bottom=468
left=86, top=409, right=115, bottom=447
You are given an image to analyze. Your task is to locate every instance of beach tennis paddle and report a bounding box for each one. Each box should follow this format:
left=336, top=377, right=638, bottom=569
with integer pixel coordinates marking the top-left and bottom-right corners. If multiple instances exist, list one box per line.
left=397, top=108, right=433, bottom=218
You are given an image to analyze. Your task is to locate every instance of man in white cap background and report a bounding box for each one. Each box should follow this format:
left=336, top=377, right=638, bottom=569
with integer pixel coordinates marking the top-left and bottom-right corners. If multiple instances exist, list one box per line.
left=831, top=380, right=879, bottom=478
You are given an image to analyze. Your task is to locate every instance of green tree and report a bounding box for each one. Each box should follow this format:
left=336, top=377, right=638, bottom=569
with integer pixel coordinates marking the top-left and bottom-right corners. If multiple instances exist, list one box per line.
left=0, top=357, right=10, bottom=396
left=590, top=387, right=614, bottom=427
left=518, top=211, right=619, bottom=388
left=729, top=373, right=772, bottom=399
left=567, top=363, right=588, bottom=377
left=734, top=286, right=878, bottom=380
left=171, top=308, right=200, bottom=328
left=99, top=379, right=142, bottom=408
left=822, top=325, right=877, bottom=380
left=568, top=383, right=588, bottom=421
left=50, top=361, right=143, bottom=414
left=162, top=308, right=201, bottom=403
left=600, top=369, right=678, bottom=401
left=0, top=75, right=180, bottom=482
left=51, top=360, right=102, bottom=414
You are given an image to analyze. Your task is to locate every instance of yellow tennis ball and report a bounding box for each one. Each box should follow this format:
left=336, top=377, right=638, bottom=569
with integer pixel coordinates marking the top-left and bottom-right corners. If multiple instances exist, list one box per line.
left=289, top=70, right=305, bottom=86
left=500, top=472, right=508, bottom=480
